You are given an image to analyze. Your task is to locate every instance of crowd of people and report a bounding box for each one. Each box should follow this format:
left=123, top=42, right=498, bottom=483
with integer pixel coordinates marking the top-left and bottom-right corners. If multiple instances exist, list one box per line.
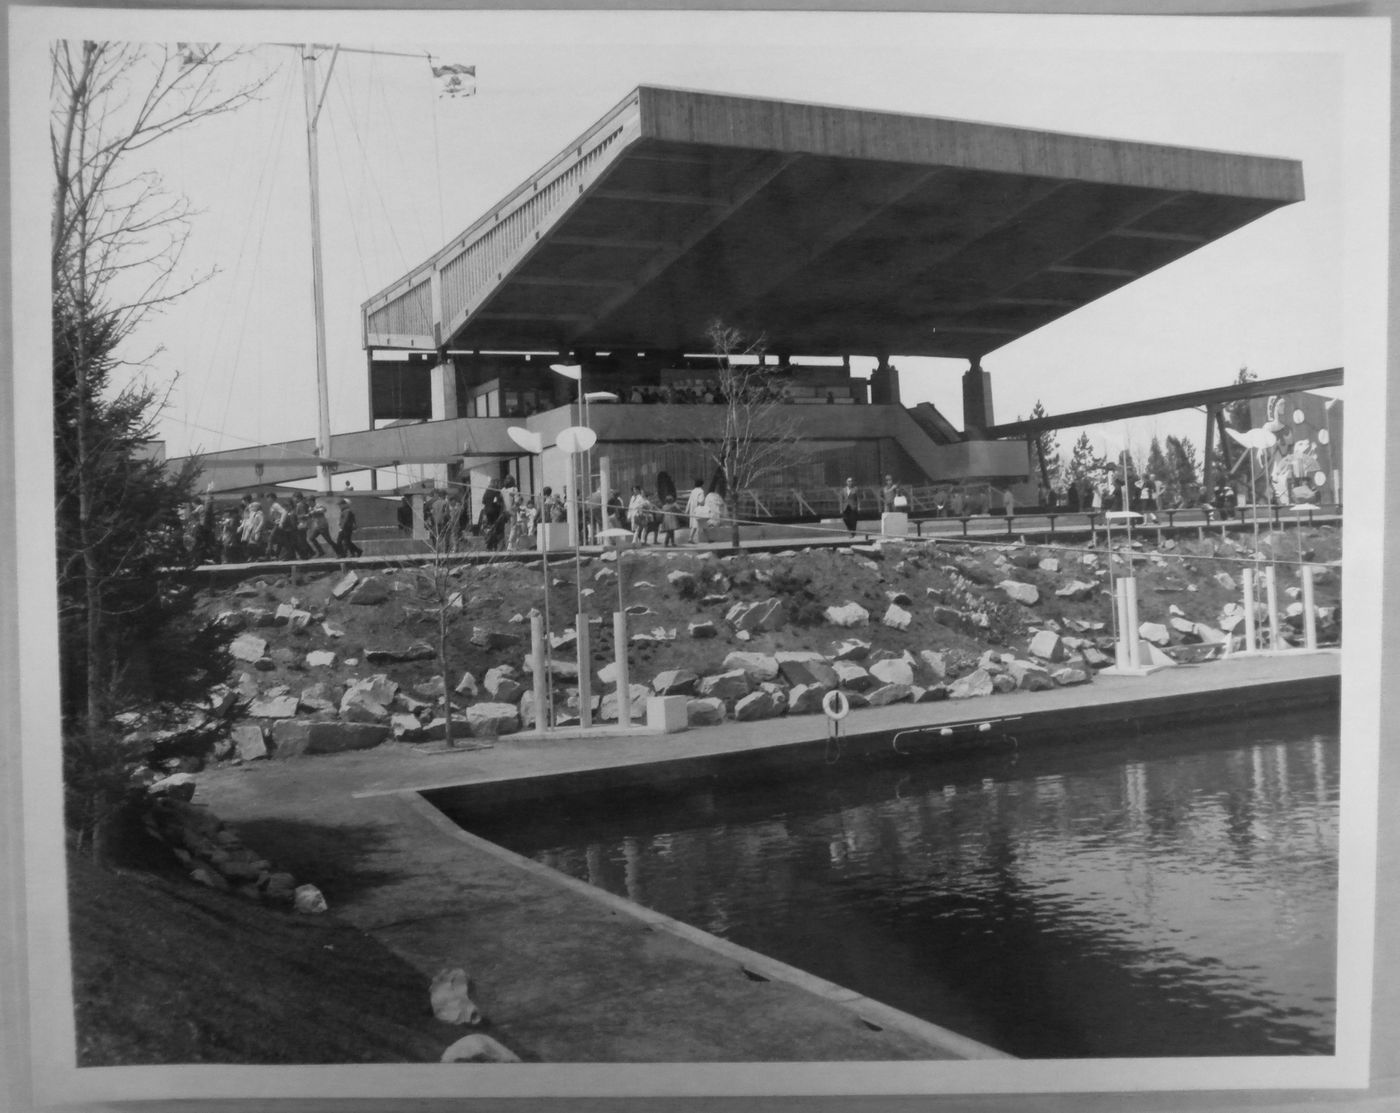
left=180, top=492, right=362, bottom=565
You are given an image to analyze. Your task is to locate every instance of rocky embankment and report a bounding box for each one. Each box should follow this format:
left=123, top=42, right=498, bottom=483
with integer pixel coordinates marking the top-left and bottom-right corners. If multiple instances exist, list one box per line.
left=168, top=528, right=1340, bottom=766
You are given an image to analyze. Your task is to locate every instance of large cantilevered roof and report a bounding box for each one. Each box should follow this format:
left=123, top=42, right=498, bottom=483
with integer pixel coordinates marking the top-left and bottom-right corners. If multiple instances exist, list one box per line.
left=361, top=86, right=1303, bottom=359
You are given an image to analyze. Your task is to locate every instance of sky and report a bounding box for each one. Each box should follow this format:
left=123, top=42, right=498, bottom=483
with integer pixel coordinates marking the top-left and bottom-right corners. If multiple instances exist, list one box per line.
left=31, top=11, right=1353, bottom=467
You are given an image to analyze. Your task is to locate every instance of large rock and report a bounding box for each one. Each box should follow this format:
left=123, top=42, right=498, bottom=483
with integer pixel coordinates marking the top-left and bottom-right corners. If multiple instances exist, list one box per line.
left=298, top=682, right=339, bottom=713
left=686, top=698, right=726, bottom=727
left=344, top=674, right=399, bottom=707
left=331, top=571, right=359, bottom=598
left=786, top=683, right=826, bottom=715
left=776, top=651, right=837, bottom=689
left=824, top=602, right=870, bottom=628
left=1138, top=622, right=1172, bottom=647
left=999, top=580, right=1040, bottom=606
left=365, top=643, right=436, bottom=664
left=882, top=603, right=913, bottom=630
left=651, top=669, right=700, bottom=697
left=231, top=723, right=267, bottom=761
left=869, top=658, right=914, bottom=687
left=688, top=619, right=718, bottom=639
left=1055, top=580, right=1098, bottom=601
left=346, top=577, right=390, bottom=605
left=1038, top=557, right=1061, bottom=573
left=667, top=569, right=698, bottom=592
left=600, top=685, right=650, bottom=723
left=272, top=719, right=389, bottom=758
left=1214, top=571, right=1238, bottom=591
left=1007, top=659, right=1055, bottom=691
left=484, top=666, right=525, bottom=703
left=698, top=670, right=750, bottom=701
left=230, top=633, right=268, bottom=663
left=830, top=639, right=871, bottom=661
left=1028, top=630, right=1065, bottom=663
left=441, top=1035, right=520, bottom=1064
left=722, top=652, right=779, bottom=682
left=465, top=702, right=520, bottom=737
left=471, top=627, right=519, bottom=652
left=832, top=660, right=875, bottom=691
left=305, top=650, right=337, bottom=669
left=948, top=669, right=994, bottom=699
left=248, top=695, right=298, bottom=719
left=917, top=649, right=948, bottom=680
left=734, top=690, right=779, bottom=721
left=1050, top=665, right=1091, bottom=686
left=866, top=683, right=913, bottom=707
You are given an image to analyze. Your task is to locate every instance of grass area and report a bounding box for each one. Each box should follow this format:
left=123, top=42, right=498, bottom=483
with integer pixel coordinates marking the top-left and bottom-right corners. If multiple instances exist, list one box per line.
left=67, top=847, right=480, bottom=1065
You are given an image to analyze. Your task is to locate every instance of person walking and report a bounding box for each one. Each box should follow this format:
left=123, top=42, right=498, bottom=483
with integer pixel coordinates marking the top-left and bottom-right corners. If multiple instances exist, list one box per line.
left=336, top=498, right=363, bottom=558
left=628, top=485, right=652, bottom=543
left=660, top=493, right=681, bottom=547
left=305, top=500, right=335, bottom=557
left=840, top=476, right=860, bottom=536
left=685, top=478, right=706, bottom=544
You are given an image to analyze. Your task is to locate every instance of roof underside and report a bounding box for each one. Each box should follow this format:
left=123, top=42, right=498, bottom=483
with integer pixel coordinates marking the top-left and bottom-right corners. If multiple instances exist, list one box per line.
left=362, top=86, right=1303, bottom=359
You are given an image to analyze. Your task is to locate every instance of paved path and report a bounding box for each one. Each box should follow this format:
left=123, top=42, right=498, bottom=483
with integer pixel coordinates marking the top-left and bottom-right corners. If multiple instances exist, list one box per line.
left=196, top=651, right=1338, bottom=1064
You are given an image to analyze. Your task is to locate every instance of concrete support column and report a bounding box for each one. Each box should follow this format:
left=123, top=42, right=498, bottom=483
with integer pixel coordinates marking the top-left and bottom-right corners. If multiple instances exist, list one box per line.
left=871, top=355, right=901, bottom=406
left=430, top=359, right=458, bottom=421
left=962, top=358, right=994, bottom=439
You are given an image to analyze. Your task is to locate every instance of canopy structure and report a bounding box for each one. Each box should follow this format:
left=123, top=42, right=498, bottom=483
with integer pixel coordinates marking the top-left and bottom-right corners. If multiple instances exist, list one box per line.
left=362, top=85, right=1304, bottom=360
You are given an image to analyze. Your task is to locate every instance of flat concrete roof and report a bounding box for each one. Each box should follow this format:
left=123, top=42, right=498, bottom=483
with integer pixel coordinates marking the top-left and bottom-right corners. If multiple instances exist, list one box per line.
left=362, top=86, right=1303, bottom=359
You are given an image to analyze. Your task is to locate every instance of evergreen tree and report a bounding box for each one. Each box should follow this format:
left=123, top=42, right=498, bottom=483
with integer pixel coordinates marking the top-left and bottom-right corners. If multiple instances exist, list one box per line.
left=1064, top=432, right=1106, bottom=499
left=1027, top=400, right=1062, bottom=492
left=1163, top=434, right=1201, bottom=507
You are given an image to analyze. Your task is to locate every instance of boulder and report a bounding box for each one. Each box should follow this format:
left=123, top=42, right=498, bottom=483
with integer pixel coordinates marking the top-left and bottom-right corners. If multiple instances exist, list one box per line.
left=148, top=773, right=197, bottom=801
left=484, top=666, right=525, bottom=703
left=686, top=698, right=726, bottom=727
left=441, top=1034, right=520, bottom=1064
left=298, top=683, right=339, bottom=713
left=912, top=684, right=950, bottom=703
left=866, top=683, right=913, bottom=707
left=882, top=603, right=913, bottom=630
left=698, top=670, right=750, bottom=701
left=454, top=671, right=479, bottom=697
left=293, top=884, right=328, bottom=914
left=305, top=650, right=337, bottom=669
left=471, top=627, right=519, bottom=652
left=688, top=619, right=718, bottom=639
left=330, top=571, right=359, bottom=598
left=1028, top=630, right=1065, bottom=663
left=391, top=713, right=429, bottom=740
left=1214, top=571, right=1237, bottom=591
left=786, top=684, right=826, bottom=715
left=830, top=639, right=871, bottom=661
left=722, top=652, right=780, bottom=682
left=824, top=602, right=870, bottom=628
left=1050, top=665, right=1091, bottom=686
left=992, top=674, right=1018, bottom=694
left=1138, top=622, right=1171, bottom=647
left=917, top=650, right=948, bottom=680
left=1006, top=659, right=1054, bottom=691
left=430, top=966, right=485, bottom=1026
left=344, top=674, right=399, bottom=707
left=248, top=695, right=298, bottom=719
left=596, top=662, right=622, bottom=690
left=734, top=690, right=779, bottom=721
left=599, top=685, right=650, bottom=723
left=465, top=702, right=520, bottom=737
left=1144, top=643, right=1178, bottom=668
left=831, top=660, right=875, bottom=691
left=230, top=633, right=268, bottom=664
left=776, top=651, right=838, bottom=689
left=886, top=590, right=914, bottom=606
left=346, top=578, right=389, bottom=605
left=1054, top=580, right=1098, bottom=602
left=273, top=720, right=389, bottom=757
left=869, top=658, right=914, bottom=687
left=999, top=580, right=1040, bottom=606
left=413, top=676, right=447, bottom=700
left=232, top=723, right=267, bottom=761
left=651, top=669, right=700, bottom=697
left=948, top=669, right=994, bottom=699
left=667, top=569, right=698, bottom=591
left=1038, top=557, right=1061, bottom=573
left=365, top=643, right=436, bottom=664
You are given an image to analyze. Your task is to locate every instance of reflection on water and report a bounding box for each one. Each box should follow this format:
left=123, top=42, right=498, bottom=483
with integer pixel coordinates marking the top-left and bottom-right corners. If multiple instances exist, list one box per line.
left=448, top=709, right=1339, bottom=1058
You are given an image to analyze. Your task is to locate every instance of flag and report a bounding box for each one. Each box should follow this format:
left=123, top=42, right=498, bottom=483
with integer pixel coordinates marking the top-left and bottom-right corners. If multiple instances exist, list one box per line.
left=430, top=61, right=476, bottom=99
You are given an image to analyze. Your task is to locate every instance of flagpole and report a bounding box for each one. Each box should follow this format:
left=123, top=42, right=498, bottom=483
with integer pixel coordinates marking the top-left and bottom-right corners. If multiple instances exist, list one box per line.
left=301, top=44, right=336, bottom=495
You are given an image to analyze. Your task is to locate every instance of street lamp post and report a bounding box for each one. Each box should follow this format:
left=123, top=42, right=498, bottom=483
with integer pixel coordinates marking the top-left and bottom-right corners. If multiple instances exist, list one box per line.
left=558, top=425, right=597, bottom=727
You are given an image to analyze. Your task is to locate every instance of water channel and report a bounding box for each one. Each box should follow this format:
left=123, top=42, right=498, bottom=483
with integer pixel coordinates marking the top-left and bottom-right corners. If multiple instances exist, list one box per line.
left=440, top=708, right=1339, bottom=1059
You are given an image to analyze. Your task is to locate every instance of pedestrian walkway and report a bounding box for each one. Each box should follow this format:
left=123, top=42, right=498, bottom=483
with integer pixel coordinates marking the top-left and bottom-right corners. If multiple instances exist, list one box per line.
left=194, top=652, right=1338, bottom=1064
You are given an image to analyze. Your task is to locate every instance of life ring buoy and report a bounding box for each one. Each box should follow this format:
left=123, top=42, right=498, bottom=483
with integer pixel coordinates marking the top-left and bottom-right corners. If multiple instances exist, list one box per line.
left=822, top=689, right=850, bottom=721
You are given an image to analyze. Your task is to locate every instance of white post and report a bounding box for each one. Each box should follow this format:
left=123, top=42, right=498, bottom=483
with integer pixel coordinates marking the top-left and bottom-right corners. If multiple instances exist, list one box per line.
left=1264, top=564, right=1280, bottom=652
left=1242, top=567, right=1257, bottom=652
left=565, top=451, right=579, bottom=548
left=1302, top=565, right=1318, bottom=650
left=1113, top=577, right=1129, bottom=670
left=576, top=617, right=592, bottom=728
left=1124, top=575, right=1142, bottom=669
left=600, top=456, right=611, bottom=538
left=530, top=611, right=549, bottom=732
left=614, top=611, right=630, bottom=728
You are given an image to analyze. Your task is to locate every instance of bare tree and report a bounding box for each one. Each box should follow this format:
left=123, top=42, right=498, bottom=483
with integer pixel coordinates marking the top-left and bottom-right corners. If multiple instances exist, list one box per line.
left=696, top=320, right=806, bottom=550
left=52, top=41, right=270, bottom=736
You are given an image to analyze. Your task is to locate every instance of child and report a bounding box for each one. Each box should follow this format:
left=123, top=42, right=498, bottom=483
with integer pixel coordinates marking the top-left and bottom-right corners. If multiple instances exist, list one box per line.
left=660, top=494, right=681, bottom=547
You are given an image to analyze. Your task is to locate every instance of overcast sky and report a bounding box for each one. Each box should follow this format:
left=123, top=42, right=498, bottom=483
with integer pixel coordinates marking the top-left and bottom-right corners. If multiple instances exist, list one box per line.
left=27, top=11, right=1357, bottom=465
